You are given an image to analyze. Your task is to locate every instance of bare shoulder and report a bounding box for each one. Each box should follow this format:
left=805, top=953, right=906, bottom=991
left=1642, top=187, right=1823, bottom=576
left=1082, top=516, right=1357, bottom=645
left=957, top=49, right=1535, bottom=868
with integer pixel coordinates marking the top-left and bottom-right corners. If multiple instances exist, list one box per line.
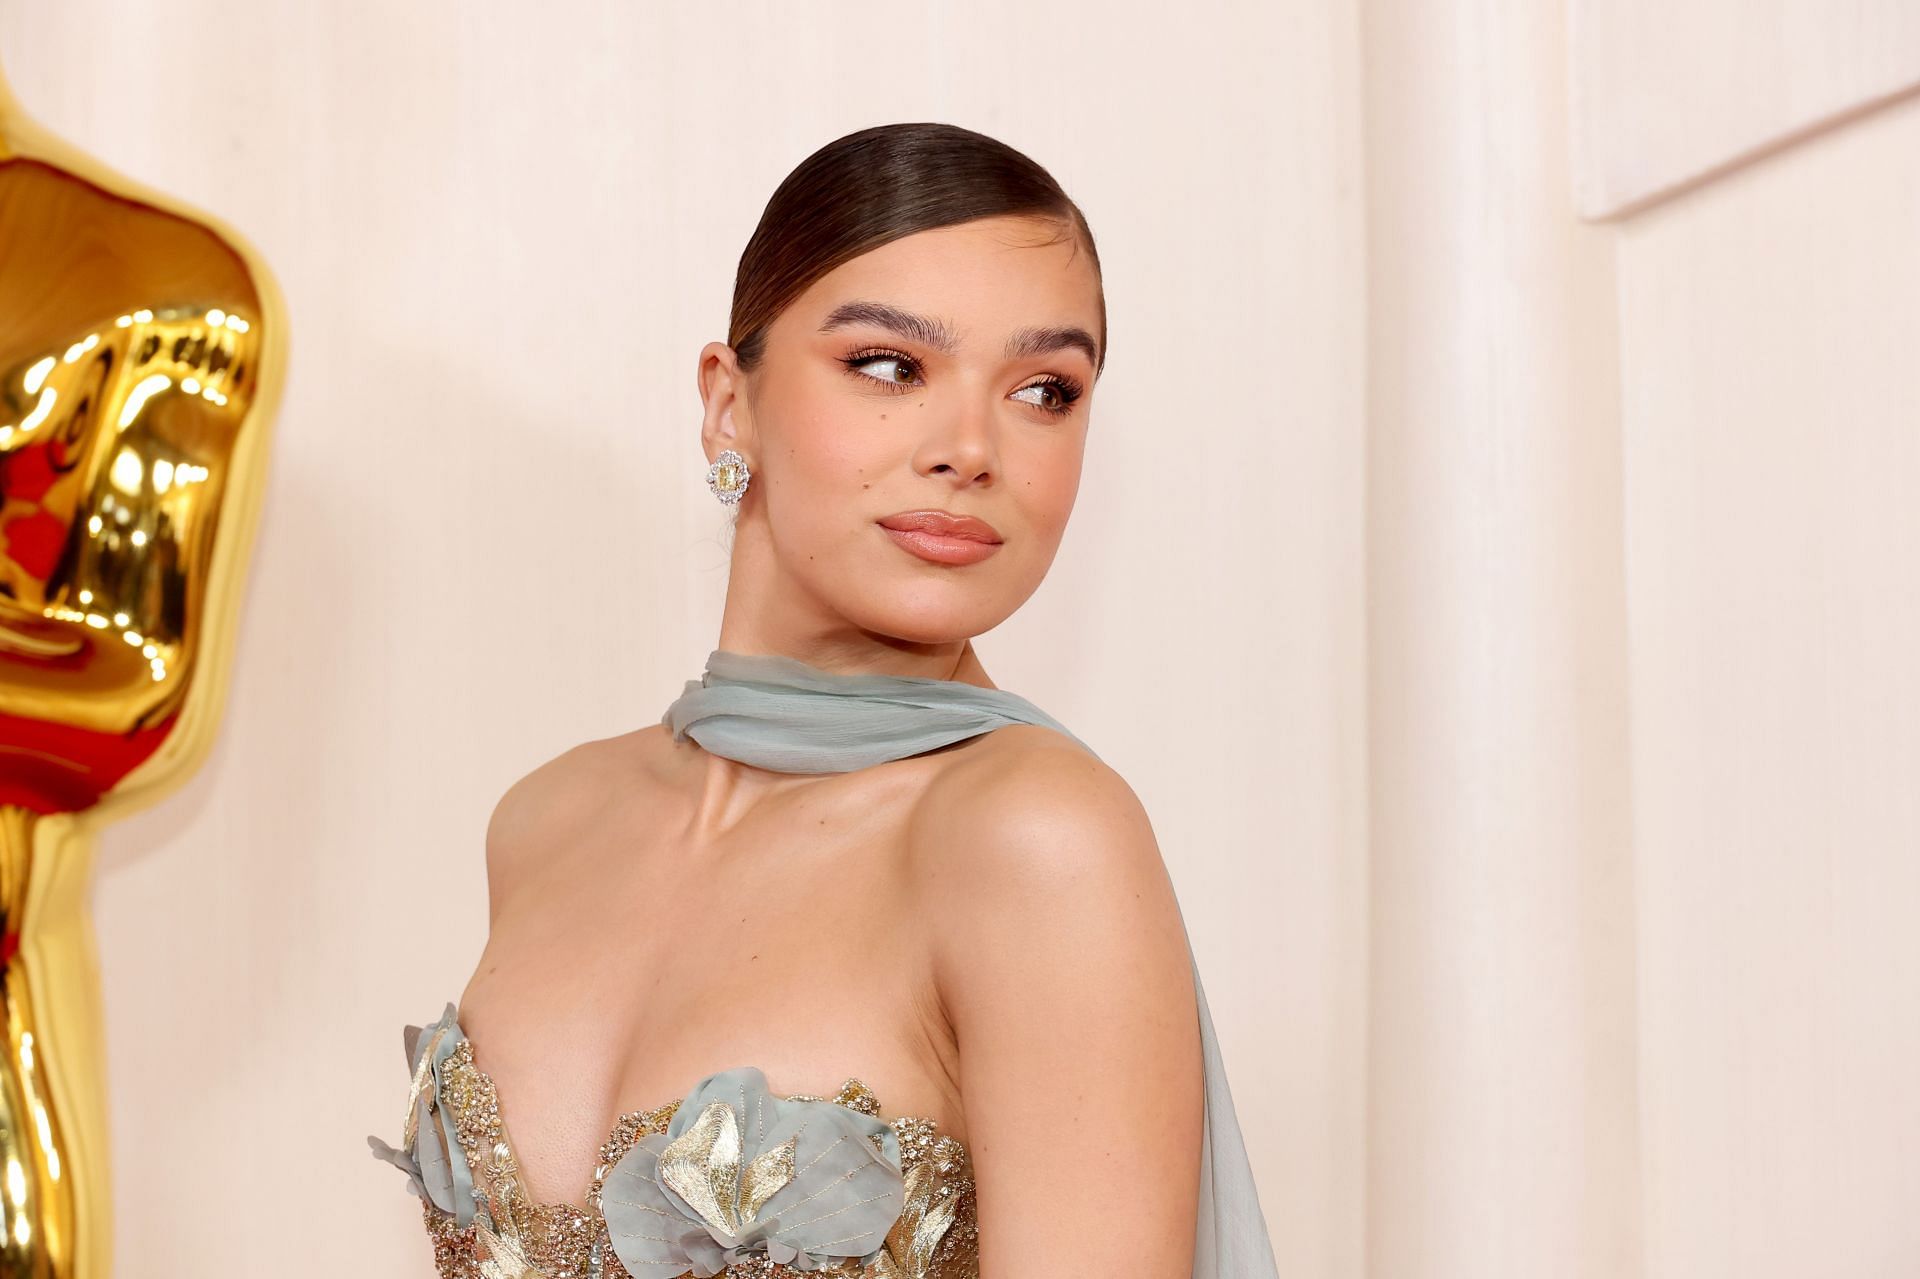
left=482, top=723, right=670, bottom=912
left=908, top=724, right=1192, bottom=995
left=909, top=724, right=1166, bottom=896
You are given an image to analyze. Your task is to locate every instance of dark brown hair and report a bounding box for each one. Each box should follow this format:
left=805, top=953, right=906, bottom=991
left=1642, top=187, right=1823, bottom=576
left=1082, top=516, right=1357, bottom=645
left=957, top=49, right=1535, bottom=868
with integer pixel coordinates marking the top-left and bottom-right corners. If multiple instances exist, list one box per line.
left=728, top=123, right=1106, bottom=378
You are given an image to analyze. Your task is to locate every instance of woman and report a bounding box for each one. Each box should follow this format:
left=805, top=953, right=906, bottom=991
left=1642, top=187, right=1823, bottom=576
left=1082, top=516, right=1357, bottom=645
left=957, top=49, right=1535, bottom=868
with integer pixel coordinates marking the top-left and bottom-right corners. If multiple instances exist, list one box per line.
left=369, top=122, right=1279, bottom=1279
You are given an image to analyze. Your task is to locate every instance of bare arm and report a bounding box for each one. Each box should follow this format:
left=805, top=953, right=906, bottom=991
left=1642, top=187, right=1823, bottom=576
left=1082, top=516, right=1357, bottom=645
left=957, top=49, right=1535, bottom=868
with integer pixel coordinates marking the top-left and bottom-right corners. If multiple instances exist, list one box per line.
left=915, top=730, right=1204, bottom=1275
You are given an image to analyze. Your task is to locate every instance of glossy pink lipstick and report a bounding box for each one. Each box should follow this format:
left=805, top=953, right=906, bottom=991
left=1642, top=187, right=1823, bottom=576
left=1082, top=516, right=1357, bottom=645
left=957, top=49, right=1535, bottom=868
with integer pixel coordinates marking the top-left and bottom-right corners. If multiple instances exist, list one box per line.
left=876, top=509, right=1003, bottom=565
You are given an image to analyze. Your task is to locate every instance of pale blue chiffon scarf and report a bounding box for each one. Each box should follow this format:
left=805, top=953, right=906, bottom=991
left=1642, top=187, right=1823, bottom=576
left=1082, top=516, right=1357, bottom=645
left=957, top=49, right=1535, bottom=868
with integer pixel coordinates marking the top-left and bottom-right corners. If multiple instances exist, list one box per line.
left=662, top=649, right=1282, bottom=1278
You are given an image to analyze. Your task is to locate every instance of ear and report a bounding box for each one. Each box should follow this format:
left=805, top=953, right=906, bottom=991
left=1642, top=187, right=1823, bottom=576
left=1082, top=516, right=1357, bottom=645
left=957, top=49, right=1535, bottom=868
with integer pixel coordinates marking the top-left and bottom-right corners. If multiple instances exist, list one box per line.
left=697, top=340, right=756, bottom=465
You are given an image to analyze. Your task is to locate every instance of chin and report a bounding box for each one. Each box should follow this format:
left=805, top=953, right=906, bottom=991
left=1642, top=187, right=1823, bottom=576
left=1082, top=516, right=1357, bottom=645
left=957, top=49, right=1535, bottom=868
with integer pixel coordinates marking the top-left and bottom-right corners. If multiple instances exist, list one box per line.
left=841, top=586, right=1019, bottom=649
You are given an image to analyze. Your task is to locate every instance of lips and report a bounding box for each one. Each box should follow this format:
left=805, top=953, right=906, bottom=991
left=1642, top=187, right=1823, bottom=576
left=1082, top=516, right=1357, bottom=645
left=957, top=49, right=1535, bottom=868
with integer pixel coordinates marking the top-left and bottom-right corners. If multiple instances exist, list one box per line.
left=875, top=509, right=1004, bottom=566
left=875, top=510, right=1002, bottom=543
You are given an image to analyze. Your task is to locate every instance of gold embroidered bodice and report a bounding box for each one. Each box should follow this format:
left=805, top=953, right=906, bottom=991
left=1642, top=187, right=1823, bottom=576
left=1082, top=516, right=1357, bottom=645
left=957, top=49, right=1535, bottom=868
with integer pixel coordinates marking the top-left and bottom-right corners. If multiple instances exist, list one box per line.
left=370, top=1007, right=979, bottom=1279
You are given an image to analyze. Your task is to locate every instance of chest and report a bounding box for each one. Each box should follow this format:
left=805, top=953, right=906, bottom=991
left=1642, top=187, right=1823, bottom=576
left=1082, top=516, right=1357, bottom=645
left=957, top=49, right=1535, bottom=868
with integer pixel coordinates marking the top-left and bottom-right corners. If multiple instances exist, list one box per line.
left=452, top=761, right=954, bottom=1209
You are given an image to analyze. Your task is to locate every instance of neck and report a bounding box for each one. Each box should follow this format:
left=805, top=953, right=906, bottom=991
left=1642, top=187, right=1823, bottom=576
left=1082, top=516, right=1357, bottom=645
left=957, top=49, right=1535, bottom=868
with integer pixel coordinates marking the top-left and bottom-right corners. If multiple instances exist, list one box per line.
left=708, top=628, right=998, bottom=691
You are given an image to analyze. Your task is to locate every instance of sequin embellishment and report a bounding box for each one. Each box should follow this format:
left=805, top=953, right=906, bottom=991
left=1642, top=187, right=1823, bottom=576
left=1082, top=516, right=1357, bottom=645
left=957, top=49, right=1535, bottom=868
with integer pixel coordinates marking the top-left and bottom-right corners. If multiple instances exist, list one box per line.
left=370, top=1010, right=979, bottom=1279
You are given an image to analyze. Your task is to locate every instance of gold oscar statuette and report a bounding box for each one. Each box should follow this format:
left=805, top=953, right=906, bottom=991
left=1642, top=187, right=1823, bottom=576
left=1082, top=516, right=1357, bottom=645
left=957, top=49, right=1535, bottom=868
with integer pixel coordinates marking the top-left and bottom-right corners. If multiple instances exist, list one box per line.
left=0, top=62, right=287, bottom=1277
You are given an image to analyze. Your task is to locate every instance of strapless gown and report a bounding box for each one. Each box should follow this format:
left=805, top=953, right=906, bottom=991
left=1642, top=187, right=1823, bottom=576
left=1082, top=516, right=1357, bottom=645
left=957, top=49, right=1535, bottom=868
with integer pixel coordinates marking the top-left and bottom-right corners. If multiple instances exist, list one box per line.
left=368, top=650, right=1282, bottom=1278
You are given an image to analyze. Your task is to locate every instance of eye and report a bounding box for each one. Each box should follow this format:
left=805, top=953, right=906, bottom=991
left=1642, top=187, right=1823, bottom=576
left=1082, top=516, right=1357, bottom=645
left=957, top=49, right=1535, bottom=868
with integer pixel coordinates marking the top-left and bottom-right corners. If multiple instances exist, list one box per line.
left=1011, top=375, right=1085, bottom=418
left=840, top=348, right=923, bottom=389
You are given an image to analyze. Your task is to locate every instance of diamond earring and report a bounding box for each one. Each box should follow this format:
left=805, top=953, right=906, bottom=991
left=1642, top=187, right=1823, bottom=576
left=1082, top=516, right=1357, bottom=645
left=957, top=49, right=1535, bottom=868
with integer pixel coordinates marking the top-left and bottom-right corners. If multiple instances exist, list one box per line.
left=706, top=448, right=751, bottom=505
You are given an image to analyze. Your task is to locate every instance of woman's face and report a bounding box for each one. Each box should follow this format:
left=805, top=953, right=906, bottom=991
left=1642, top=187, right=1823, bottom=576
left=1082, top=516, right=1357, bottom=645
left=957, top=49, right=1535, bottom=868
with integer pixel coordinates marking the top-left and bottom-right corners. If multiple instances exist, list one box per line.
left=699, top=214, right=1103, bottom=649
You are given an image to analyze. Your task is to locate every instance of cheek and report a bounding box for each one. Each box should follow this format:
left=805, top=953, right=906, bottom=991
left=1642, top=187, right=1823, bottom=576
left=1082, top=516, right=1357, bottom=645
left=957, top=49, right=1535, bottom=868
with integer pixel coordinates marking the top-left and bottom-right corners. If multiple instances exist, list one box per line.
left=1019, top=443, right=1086, bottom=538
left=776, top=393, right=903, bottom=502
left=767, top=386, right=849, bottom=481
left=764, top=412, right=892, bottom=542
left=783, top=427, right=877, bottom=503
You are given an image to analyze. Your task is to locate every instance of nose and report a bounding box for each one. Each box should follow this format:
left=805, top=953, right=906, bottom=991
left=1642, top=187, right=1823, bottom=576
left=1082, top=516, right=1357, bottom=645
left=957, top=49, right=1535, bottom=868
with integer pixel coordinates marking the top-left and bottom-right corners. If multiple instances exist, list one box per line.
left=916, top=391, right=998, bottom=485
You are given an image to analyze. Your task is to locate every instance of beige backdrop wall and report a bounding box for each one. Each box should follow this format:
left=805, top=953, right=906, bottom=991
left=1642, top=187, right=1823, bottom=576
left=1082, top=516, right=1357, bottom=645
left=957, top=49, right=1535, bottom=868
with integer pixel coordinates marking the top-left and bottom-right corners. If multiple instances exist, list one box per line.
left=5, top=0, right=1913, bottom=1276
left=1362, top=1, right=1918, bottom=1275
left=0, top=2, right=1363, bottom=1275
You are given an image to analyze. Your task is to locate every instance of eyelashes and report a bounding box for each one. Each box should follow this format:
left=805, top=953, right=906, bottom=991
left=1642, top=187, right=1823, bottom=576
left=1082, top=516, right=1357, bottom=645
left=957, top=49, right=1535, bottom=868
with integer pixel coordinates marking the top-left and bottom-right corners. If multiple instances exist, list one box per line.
left=838, top=347, right=1085, bottom=418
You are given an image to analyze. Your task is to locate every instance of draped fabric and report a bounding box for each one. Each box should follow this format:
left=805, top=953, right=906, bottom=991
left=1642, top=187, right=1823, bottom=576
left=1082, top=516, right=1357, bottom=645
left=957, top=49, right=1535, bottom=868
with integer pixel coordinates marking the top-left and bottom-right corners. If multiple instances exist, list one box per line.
left=661, top=648, right=1100, bottom=773
left=662, top=649, right=1283, bottom=1278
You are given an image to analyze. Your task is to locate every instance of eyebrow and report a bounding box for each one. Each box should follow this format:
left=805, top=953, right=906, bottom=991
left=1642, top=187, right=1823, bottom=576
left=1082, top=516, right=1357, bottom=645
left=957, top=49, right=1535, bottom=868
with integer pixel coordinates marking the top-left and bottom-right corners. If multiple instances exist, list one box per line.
left=818, top=299, right=1100, bottom=369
